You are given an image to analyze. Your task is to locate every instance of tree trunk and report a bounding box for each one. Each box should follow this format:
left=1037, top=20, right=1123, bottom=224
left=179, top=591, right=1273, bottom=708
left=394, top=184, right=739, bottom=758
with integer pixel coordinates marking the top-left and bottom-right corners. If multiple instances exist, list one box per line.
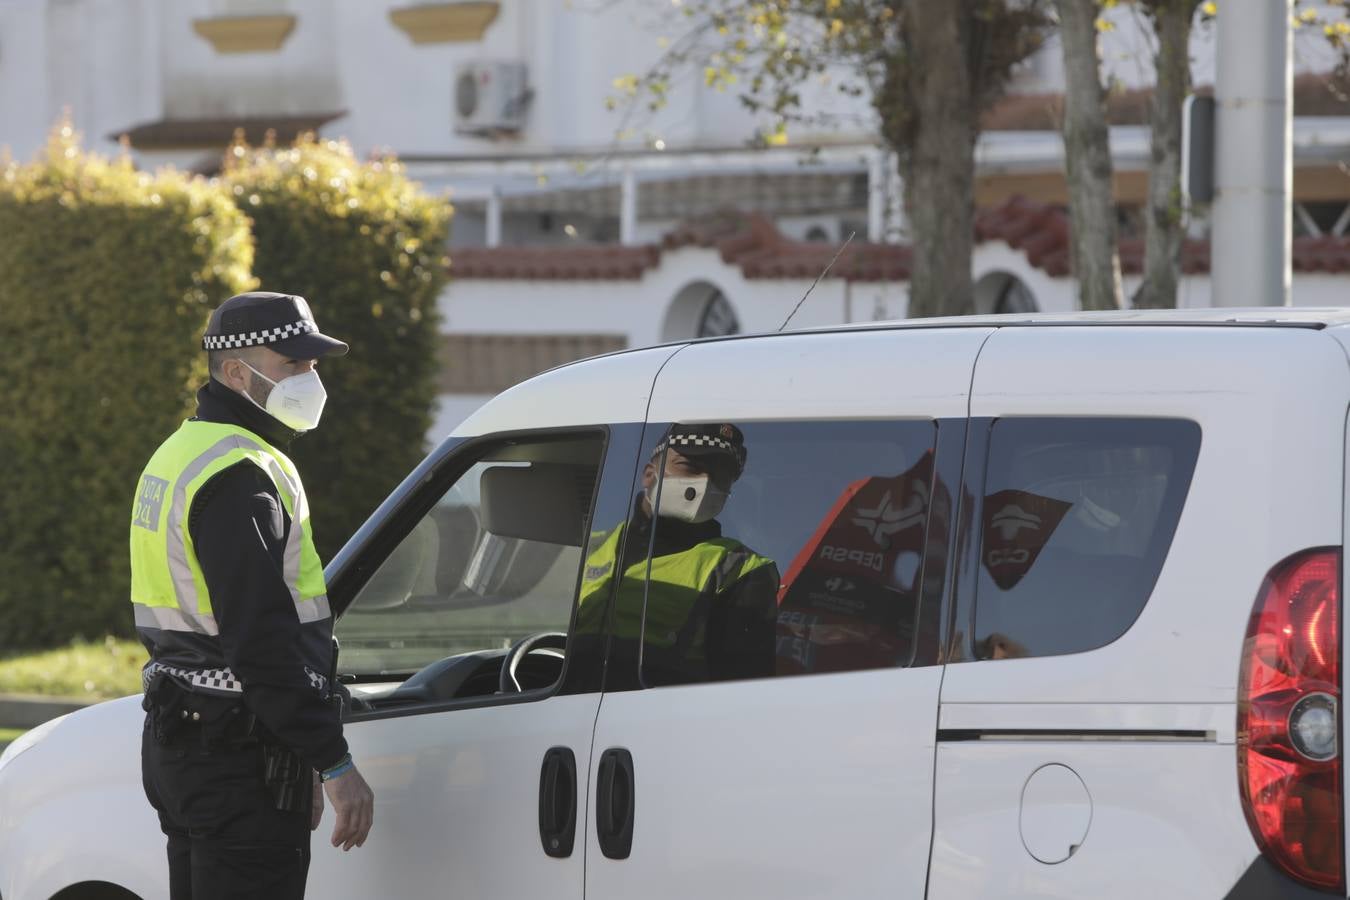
left=1133, top=0, right=1197, bottom=309
left=899, top=0, right=977, bottom=319
left=1055, top=0, right=1124, bottom=310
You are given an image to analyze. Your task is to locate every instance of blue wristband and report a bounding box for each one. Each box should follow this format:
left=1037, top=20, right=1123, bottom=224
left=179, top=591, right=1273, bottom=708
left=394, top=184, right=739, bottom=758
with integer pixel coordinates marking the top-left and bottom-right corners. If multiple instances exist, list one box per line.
left=320, top=753, right=353, bottom=782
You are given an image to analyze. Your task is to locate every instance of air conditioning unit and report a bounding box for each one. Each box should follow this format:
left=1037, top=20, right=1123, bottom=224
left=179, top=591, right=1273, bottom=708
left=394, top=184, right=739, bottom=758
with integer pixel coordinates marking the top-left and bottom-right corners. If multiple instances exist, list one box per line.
left=454, top=61, right=529, bottom=135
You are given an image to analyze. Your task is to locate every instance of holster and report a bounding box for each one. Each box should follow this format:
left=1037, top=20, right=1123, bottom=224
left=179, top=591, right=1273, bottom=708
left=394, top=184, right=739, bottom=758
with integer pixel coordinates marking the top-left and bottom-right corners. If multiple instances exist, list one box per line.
left=143, top=673, right=309, bottom=813
left=142, top=673, right=188, bottom=744
left=142, top=673, right=255, bottom=748
left=263, top=742, right=308, bottom=813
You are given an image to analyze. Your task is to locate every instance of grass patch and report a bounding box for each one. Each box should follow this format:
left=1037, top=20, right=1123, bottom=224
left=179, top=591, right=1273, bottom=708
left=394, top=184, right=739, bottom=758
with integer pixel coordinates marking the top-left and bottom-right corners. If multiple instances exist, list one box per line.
left=0, top=727, right=24, bottom=752
left=0, top=637, right=147, bottom=700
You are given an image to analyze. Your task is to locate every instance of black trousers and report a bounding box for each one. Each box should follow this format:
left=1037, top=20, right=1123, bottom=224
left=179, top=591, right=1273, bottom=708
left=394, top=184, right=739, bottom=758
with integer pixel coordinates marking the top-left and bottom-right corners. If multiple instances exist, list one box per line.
left=141, top=718, right=312, bottom=900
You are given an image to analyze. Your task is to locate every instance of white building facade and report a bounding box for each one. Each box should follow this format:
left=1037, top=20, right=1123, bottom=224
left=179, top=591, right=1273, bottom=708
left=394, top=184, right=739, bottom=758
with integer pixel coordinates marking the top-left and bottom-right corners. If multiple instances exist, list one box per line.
left=4, top=0, right=1350, bottom=439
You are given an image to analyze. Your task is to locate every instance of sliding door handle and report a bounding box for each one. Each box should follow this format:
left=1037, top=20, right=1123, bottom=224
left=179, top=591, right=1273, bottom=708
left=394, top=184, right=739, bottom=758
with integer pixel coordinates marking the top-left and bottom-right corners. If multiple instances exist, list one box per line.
left=539, top=747, right=577, bottom=858
left=596, top=747, right=635, bottom=860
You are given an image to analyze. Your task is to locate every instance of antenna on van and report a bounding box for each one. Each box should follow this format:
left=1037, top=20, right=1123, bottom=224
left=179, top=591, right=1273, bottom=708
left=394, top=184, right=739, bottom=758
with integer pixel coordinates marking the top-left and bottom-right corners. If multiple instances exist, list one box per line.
left=778, top=231, right=856, bottom=333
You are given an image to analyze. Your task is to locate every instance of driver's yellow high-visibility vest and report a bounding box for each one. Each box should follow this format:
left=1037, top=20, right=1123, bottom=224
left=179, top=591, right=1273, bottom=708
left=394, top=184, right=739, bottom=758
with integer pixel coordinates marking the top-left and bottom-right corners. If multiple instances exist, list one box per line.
left=576, top=521, right=776, bottom=660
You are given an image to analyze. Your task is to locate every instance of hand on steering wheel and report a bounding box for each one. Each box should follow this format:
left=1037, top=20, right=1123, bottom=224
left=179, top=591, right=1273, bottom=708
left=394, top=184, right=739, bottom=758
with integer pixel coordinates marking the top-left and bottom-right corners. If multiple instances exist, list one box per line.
left=498, top=631, right=568, bottom=693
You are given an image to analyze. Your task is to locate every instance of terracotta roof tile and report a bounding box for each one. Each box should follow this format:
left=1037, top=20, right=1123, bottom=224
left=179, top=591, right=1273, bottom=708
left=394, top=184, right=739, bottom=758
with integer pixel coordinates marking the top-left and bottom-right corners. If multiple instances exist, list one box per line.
left=1294, top=236, right=1350, bottom=273
left=983, top=72, right=1349, bottom=131
left=666, top=211, right=911, bottom=281
left=452, top=211, right=910, bottom=282
left=978, top=195, right=1256, bottom=277
left=449, top=244, right=661, bottom=280
left=449, top=196, right=1350, bottom=283
left=111, top=112, right=347, bottom=150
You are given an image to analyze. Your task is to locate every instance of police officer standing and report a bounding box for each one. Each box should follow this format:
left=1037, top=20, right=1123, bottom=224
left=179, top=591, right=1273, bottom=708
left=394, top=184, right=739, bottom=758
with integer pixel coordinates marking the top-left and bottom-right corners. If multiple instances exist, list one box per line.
left=130, top=292, right=374, bottom=900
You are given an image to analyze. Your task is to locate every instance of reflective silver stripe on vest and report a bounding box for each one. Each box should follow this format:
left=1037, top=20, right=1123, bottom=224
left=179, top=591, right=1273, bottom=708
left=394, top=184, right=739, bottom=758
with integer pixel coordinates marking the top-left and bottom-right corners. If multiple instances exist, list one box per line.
left=202, top=436, right=324, bottom=620
left=134, top=602, right=219, bottom=635
left=258, top=455, right=304, bottom=606
left=251, top=454, right=324, bottom=617
left=136, top=597, right=325, bottom=633
left=296, top=594, right=332, bottom=624
left=164, top=432, right=328, bottom=628
left=166, top=435, right=265, bottom=628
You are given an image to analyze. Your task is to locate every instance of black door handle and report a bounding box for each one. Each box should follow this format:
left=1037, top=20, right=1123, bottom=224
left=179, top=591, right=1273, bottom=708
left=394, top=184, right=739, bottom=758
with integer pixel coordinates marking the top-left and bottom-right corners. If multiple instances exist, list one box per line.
left=539, top=747, right=577, bottom=858
left=596, top=747, right=635, bottom=860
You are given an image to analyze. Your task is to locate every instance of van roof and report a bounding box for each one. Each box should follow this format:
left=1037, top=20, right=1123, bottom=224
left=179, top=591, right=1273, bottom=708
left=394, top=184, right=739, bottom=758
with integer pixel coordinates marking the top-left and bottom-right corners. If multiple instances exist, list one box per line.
left=538, top=308, right=1350, bottom=379
left=815, top=307, right=1350, bottom=332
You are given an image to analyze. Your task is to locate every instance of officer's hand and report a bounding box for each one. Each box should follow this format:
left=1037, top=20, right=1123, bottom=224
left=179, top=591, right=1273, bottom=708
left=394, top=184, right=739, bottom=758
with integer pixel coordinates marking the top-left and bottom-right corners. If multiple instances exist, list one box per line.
left=323, top=763, right=374, bottom=851
left=311, top=771, right=324, bottom=831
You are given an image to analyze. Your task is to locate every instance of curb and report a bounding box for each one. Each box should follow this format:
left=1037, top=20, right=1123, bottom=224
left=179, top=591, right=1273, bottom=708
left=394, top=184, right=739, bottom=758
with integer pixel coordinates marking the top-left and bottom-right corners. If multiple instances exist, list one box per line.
left=0, top=694, right=96, bottom=730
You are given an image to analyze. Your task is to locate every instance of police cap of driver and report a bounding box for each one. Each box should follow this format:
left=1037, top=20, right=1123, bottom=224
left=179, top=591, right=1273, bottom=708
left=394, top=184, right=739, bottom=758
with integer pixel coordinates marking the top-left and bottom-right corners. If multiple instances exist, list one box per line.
left=655, top=423, right=748, bottom=483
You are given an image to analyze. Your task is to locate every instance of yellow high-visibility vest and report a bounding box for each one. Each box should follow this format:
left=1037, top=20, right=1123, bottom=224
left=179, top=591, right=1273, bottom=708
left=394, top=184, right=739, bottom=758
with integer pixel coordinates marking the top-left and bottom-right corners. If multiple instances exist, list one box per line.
left=577, top=522, right=776, bottom=657
left=130, top=420, right=329, bottom=643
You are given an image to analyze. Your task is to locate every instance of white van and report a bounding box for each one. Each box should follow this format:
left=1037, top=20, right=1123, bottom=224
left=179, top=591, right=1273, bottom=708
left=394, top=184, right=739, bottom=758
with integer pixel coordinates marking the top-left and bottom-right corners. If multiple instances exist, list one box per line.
left=2, top=309, right=1348, bottom=900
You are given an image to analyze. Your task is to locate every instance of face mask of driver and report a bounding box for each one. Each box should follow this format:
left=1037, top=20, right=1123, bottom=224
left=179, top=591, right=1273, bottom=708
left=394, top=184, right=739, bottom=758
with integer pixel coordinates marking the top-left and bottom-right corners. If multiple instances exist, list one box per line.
left=236, top=359, right=328, bottom=432
left=649, top=473, right=728, bottom=524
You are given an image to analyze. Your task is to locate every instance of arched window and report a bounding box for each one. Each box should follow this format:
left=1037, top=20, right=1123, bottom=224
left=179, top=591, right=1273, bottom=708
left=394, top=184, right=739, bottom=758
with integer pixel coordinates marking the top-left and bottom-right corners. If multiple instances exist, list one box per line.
left=696, top=290, right=740, bottom=337
left=974, top=271, right=1039, bottom=315
left=663, top=281, right=741, bottom=341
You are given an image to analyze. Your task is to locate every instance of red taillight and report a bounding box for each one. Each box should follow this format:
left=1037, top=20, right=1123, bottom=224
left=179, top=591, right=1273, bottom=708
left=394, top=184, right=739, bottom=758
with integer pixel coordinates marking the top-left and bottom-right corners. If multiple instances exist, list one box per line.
left=1238, top=548, right=1343, bottom=892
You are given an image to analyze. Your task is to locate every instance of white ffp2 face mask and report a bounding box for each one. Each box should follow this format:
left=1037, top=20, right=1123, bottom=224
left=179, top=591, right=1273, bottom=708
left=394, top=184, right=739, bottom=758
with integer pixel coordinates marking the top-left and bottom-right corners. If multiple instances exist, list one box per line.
left=649, top=474, right=728, bottom=524
left=237, top=360, right=328, bottom=432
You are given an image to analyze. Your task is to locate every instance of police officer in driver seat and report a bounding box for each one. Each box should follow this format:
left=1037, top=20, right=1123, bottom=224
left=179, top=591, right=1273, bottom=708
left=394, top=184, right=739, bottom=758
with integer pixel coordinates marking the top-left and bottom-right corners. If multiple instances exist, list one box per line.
left=577, top=423, right=780, bottom=686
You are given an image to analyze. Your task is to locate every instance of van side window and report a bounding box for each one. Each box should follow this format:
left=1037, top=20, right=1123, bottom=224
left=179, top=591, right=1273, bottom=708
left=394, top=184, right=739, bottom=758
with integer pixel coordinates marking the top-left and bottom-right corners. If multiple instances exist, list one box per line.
left=970, top=418, right=1200, bottom=661
left=585, top=420, right=939, bottom=688
left=336, top=433, right=606, bottom=703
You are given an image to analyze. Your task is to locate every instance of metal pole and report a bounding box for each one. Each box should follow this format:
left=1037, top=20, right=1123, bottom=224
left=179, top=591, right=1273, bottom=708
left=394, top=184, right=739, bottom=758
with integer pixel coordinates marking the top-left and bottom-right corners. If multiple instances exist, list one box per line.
left=885, top=151, right=906, bottom=244
left=1211, top=0, right=1292, bottom=307
left=868, top=149, right=885, bottom=242
left=620, top=167, right=638, bottom=246
left=486, top=188, right=502, bottom=248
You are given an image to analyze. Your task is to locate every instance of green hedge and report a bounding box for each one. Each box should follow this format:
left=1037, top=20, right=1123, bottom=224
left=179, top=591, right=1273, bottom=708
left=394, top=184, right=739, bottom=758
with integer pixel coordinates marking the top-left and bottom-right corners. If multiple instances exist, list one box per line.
left=0, top=126, right=254, bottom=651
left=223, top=137, right=451, bottom=561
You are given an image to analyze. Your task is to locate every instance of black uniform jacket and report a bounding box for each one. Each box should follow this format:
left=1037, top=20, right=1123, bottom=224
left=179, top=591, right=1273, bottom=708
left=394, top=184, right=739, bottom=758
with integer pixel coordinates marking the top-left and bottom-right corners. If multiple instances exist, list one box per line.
left=146, top=378, right=348, bottom=772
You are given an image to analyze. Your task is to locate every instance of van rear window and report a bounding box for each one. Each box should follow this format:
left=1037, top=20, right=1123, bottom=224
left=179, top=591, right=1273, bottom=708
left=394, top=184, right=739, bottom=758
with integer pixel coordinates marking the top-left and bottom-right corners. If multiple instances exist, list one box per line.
left=970, top=418, right=1200, bottom=661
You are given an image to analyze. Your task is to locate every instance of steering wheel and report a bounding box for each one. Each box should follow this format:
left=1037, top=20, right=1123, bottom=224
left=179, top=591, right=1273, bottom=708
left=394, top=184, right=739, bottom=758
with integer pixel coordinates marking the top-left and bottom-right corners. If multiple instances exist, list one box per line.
left=499, top=631, right=568, bottom=693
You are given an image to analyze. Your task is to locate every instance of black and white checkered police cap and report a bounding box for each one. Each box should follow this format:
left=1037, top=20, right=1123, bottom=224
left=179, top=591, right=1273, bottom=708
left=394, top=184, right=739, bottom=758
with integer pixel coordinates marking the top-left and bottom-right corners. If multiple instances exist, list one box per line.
left=652, top=423, right=748, bottom=477
left=202, top=292, right=348, bottom=358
